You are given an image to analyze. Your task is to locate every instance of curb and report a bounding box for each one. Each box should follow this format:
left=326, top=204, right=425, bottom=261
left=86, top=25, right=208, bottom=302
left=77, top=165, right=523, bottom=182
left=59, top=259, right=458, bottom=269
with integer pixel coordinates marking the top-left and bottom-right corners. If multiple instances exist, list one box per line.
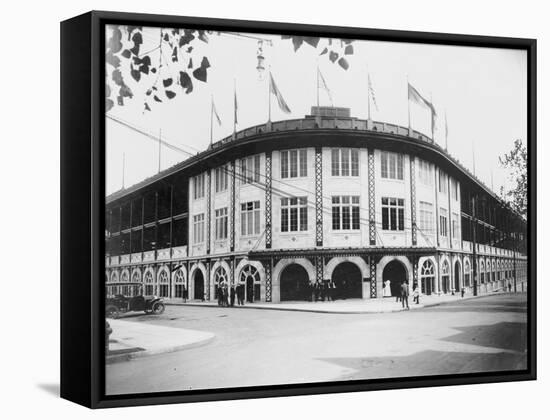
left=106, top=334, right=215, bottom=365
left=166, top=291, right=513, bottom=315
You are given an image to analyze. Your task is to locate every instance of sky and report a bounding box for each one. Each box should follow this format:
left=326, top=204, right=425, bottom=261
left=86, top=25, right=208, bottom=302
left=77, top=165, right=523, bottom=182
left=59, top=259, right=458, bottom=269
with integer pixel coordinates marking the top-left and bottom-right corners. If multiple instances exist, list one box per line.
left=105, top=26, right=527, bottom=197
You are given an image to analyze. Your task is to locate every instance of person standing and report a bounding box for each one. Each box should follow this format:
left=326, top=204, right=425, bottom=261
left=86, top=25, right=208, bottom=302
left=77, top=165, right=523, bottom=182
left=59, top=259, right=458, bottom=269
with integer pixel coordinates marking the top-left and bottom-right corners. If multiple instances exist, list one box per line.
left=182, top=285, right=187, bottom=303
left=230, top=285, right=236, bottom=307
left=412, top=283, right=420, bottom=304
left=223, top=285, right=229, bottom=307
left=401, top=280, right=410, bottom=309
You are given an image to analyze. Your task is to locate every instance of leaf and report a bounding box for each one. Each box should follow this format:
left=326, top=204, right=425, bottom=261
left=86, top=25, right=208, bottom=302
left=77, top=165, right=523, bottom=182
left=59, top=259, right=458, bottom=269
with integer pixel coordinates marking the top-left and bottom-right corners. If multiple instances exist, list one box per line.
left=144, top=102, right=151, bottom=111
left=337, top=57, right=349, bottom=70
left=172, top=47, right=178, bottom=62
left=139, top=64, right=150, bottom=74
left=107, top=27, right=123, bottom=53
left=131, top=31, right=143, bottom=45
left=192, top=57, right=210, bottom=83
left=106, top=98, right=114, bottom=111
left=130, top=68, right=141, bottom=82
left=291, top=36, right=304, bottom=51
left=329, top=51, right=339, bottom=63
left=163, top=78, right=173, bottom=87
left=179, top=71, right=193, bottom=93
left=146, top=89, right=153, bottom=96
left=304, top=37, right=320, bottom=48
left=121, top=49, right=132, bottom=59
left=117, top=95, right=124, bottom=106
left=105, top=51, right=120, bottom=68
left=198, top=30, right=209, bottom=43
left=151, top=67, right=157, bottom=74
left=344, top=44, right=354, bottom=55
left=179, top=29, right=195, bottom=46
left=186, top=46, right=193, bottom=53
left=165, top=90, right=176, bottom=99
left=106, top=84, right=111, bottom=97
left=163, top=32, right=170, bottom=42
left=154, top=95, right=162, bottom=102
left=119, top=84, right=133, bottom=98
left=112, top=69, right=124, bottom=86
left=130, top=44, right=140, bottom=56
left=319, top=47, right=328, bottom=56
left=188, top=58, right=193, bottom=69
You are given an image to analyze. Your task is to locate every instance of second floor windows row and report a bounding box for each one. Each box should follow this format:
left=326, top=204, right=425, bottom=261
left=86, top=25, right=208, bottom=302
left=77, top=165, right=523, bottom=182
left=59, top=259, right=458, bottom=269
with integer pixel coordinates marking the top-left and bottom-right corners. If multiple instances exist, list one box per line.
left=381, top=152, right=404, bottom=180
left=331, top=148, right=359, bottom=177
left=281, top=149, right=307, bottom=178
left=281, top=197, right=308, bottom=232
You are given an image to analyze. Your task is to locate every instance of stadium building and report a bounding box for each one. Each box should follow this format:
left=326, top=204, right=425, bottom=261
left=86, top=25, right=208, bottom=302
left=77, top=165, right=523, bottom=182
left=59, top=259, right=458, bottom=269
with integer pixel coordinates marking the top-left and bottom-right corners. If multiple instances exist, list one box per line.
left=105, top=106, right=527, bottom=303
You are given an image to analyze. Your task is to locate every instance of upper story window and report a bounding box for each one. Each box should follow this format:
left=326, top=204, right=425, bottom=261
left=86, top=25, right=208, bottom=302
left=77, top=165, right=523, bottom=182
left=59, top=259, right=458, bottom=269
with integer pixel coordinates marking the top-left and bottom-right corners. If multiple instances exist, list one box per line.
left=418, top=159, right=433, bottom=186
left=215, top=207, right=228, bottom=240
left=240, top=155, right=261, bottom=184
left=193, top=213, right=205, bottom=243
left=193, top=173, right=206, bottom=200
left=438, top=170, right=448, bottom=194
left=381, top=197, right=405, bottom=231
left=281, top=149, right=307, bottom=178
left=439, top=208, right=448, bottom=237
left=215, top=165, right=228, bottom=193
left=241, top=200, right=261, bottom=236
left=331, top=148, right=359, bottom=177
left=381, top=152, right=404, bottom=180
left=418, top=201, right=434, bottom=234
left=451, top=212, right=459, bottom=238
left=281, top=197, right=308, bottom=232
left=332, top=195, right=360, bottom=230
left=450, top=178, right=458, bottom=201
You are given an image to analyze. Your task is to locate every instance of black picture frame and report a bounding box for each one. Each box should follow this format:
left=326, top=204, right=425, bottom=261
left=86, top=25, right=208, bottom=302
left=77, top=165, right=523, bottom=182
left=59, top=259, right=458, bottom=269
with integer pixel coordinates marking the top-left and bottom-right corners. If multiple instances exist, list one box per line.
left=60, top=10, right=537, bottom=409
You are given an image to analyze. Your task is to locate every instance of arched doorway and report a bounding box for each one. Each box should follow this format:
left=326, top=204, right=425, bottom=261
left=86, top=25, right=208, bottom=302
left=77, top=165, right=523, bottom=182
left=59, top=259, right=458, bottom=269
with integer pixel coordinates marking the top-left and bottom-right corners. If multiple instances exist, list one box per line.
left=382, top=260, right=408, bottom=297
left=454, top=261, right=461, bottom=292
left=240, top=264, right=261, bottom=302
left=331, top=262, right=362, bottom=299
left=193, top=270, right=205, bottom=300
left=280, top=264, right=310, bottom=301
left=441, top=260, right=450, bottom=293
left=420, top=259, right=435, bottom=295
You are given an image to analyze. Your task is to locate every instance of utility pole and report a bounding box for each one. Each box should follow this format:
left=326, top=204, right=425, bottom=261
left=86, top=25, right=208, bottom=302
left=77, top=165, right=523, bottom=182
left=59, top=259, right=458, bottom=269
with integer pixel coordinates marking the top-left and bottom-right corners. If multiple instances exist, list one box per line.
left=471, top=194, right=478, bottom=296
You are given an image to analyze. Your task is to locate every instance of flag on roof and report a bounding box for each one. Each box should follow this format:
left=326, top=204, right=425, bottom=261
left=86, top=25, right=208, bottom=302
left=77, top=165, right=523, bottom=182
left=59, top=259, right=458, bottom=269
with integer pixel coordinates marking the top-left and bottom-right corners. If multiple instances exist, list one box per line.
left=317, top=67, right=333, bottom=106
left=269, top=72, right=292, bottom=114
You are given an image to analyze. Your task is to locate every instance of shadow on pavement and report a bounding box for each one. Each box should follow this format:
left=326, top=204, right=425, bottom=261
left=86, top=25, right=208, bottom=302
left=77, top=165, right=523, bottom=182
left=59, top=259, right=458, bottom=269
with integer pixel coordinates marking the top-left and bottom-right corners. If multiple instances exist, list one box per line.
left=442, top=322, right=527, bottom=353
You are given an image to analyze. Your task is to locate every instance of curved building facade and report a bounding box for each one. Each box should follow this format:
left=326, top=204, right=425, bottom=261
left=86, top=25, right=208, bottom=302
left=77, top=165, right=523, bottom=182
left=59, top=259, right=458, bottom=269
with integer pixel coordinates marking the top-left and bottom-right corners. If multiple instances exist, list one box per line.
left=105, top=107, right=527, bottom=303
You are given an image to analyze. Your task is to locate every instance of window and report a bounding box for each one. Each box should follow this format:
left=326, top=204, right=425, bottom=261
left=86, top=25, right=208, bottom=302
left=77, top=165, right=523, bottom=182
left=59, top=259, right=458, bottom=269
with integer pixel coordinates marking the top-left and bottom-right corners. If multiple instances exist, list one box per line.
left=451, top=178, right=458, bottom=200
left=438, top=170, right=448, bottom=194
left=193, top=213, right=205, bottom=243
left=241, top=201, right=261, bottom=236
left=281, top=197, right=308, bottom=232
left=418, top=159, right=433, bottom=185
left=332, top=196, right=360, bottom=230
left=381, top=197, right=405, bottom=231
left=331, top=148, right=359, bottom=176
left=281, top=149, right=307, bottom=178
left=193, top=173, right=206, bottom=200
left=439, top=208, right=448, bottom=237
left=451, top=212, right=459, bottom=238
left=241, top=155, right=261, bottom=184
left=174, top=269, right=186, bottom=298
left=420, top=259, right=435, bottom=295
left=381, top=152, right=404, bottom=180
left=215, top=165, right=228, bottom=193
left=158, top=269, right=169, bottom=297
left=419, top=201, right=434, bottom=234
left=464, top=260, right=471, bottom=287
left=215, top=207, right=228, bottom=240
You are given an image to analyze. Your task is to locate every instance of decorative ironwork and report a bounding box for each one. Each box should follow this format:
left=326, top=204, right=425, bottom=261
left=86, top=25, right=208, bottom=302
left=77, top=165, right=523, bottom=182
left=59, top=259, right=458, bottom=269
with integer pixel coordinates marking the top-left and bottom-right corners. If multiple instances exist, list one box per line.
left=265, top=259, right=272, bottom=302
left=410, top=157, right=417, bottom=246
left=265, top=151, right=272, bottom=249
left=315, top=255, right=324, bottom=282
left=412, top=256, right=418, bottom=285
left=205, top=261, right=211, bottom=301
left=315, top=147, right=323, bottom=247
left=369, top=256, right=377, bottom=298
left=230, top=257, right=235, bottom=285
left=230, top=160, right=236, bottom=252
left=206, top=169, right=211, bottom=254
left=368, top=149, right=376, bottom=245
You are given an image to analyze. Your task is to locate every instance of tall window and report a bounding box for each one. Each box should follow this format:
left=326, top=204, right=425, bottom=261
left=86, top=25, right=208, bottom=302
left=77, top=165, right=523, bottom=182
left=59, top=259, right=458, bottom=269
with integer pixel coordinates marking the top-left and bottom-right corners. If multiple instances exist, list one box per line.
left=381, top=152, right=404, bottom=180
left=418, top=159, right=433, bottom=185
left=439, top=208, right=448, bottom=237
left=241, top=201, right=261, bottom=236
left=464, top=260, right=471, bottom=287
left=421, top=259, right=435, bottom=295
left=381, top=197, right=405, bottom=231
left=451, top=212, right=459, bottom=238
left=451, top=178, right=458, bottom=200
left=281, top=149, right=307, bottom=178
left=419, top=201, right=434, bottom=233
left=193, top=173, right=205, bottom=200
left=438, top=170, right=448, bottom=194
left=331, top=148, right=359, bottom=176
left=281, top=197, right=308, bottom=232
left=332, top=196, right=360, bottom=230
left=158, top=269, right=169, bottom=297
left=240, top=155, right=261, bottom=184
left=215, top=207, right=228, bottom=240
left=215, top=165, right=228, bottom=193
left=193, top=213, right=205, bottom=243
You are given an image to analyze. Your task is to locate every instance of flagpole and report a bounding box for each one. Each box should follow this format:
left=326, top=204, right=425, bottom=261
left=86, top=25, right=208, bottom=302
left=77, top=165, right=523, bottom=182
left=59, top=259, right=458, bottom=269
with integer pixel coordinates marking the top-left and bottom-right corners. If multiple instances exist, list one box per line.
left=430, top=92, right=434, bottom=141
left=472, top=140, right=476, bottom=176
left=367, top=71, right=372, bottom=121
left=407, top=75, right=411, bottom=129
left=233, top=79, right=237, bottom=134
left=210, top=95, right=214, bottom=145
left=158, top=128, right=161, bottom=173
left=122, top=152, right=125, bottom=189
left=316, top=66, right=320, bottom=110
left=445, top=110, right=448, bottom=151
left=268, top=70, right=272, bottom=122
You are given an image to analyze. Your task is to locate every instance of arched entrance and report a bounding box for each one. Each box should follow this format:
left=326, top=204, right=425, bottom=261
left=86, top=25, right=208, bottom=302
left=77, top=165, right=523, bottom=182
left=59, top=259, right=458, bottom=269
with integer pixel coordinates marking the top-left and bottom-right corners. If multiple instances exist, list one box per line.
left=382, top=260, right=408, bottom=297
left=454, top=261, right=461, bottom=292
left=420, top=259, right=435, bottom=295
left=193, top=270, right=205, bottom=300
left=280, top=264, right=310, bottom=301
left=331, top=262, right=362, bottom=299
left=239, top=264, right=261, bottom=303
left=441, top=260, right=450, bottom=293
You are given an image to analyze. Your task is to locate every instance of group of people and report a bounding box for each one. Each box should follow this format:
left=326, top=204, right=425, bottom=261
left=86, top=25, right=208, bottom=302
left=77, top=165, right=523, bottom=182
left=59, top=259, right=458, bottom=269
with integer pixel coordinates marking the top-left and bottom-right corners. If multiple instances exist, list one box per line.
left=308, top=281, right=337, bottom=302
left=216, top=283, right=246, bottom=307
left=393, top=280, right=419, bottom=310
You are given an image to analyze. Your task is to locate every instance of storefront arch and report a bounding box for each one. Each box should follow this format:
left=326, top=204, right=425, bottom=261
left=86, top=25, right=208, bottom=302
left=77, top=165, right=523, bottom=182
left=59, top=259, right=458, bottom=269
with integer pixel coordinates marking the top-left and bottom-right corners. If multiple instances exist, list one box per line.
left=272, top=258, right=315, bottom=303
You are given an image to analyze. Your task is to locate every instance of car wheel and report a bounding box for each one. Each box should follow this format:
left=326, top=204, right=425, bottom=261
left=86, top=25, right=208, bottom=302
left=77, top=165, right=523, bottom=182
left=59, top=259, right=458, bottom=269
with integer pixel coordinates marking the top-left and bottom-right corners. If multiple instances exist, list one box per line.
left=106, top=305, right=119, bottom=319
left=152, top=302, right=165, bottom=315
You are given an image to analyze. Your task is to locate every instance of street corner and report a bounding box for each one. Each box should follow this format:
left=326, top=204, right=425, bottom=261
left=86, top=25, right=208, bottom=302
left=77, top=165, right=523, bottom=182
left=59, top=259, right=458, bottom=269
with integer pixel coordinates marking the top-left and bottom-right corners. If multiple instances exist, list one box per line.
left=106, top=319, right=215, bottom=364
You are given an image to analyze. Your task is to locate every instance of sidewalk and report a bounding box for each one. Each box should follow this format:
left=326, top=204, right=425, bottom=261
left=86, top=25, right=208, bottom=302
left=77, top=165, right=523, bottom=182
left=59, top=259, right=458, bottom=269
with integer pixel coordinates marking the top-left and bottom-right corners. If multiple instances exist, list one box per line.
left=166, top=291, right=512, bottom=314
left=106, top=319, right=215, bottom=364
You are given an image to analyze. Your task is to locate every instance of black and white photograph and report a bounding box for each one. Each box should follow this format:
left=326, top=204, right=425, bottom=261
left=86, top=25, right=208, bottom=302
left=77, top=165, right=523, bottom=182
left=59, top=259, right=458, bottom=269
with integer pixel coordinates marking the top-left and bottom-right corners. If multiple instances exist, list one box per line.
left=103, top=22, right=530, bottom=396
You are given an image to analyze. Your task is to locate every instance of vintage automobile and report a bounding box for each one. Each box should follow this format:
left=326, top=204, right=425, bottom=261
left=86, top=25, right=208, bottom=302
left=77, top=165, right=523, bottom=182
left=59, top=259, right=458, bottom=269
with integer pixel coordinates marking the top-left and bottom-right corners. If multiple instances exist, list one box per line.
left=105, top=282, right=166, bottom=318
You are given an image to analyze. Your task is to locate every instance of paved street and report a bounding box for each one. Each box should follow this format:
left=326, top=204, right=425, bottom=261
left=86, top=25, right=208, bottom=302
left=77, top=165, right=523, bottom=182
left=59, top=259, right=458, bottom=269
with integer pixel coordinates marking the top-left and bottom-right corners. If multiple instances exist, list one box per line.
left=106, top=293, right=527, bottom=395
